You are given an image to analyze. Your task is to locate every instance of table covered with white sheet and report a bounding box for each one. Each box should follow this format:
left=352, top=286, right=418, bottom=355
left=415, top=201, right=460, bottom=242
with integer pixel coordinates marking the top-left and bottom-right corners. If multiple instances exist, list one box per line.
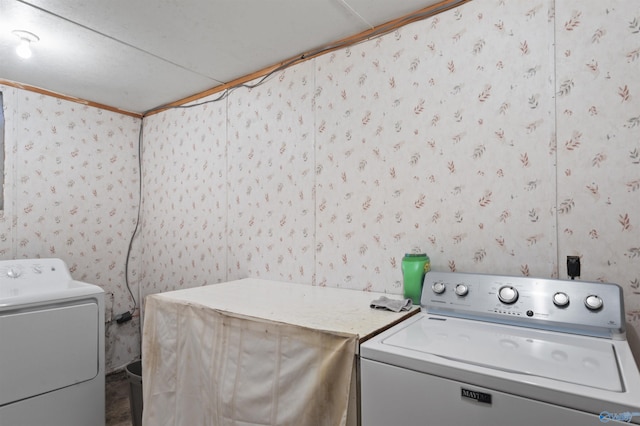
left=142, top=278, right=417, bottom=426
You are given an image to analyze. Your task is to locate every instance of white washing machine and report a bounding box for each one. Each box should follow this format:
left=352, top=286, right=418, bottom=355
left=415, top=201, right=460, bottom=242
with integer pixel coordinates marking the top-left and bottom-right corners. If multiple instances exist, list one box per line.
left=0, top=258, right=104, bottom=426
left=361, top=271, right=640, bottom=426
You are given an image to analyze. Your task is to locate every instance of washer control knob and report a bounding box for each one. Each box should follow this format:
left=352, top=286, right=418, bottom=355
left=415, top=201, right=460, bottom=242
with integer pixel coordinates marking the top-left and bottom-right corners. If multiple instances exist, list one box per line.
left=432, top=281, right=446, bottom=294
left=498, top=286, right=519, bottom=304
left=553, top=292, right=570, bottom=307
left=454, top=284, right=469, bottom=296
left=585, top=295, right=603, bottom=311
left=6, top=267, right=21, bottom=279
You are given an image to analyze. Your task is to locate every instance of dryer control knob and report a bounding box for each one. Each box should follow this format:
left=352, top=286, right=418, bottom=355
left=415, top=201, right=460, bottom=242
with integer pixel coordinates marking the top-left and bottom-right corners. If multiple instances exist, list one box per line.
left=585, top=295, right=603, bottom=311
left=454, top=284, right=469, bottom=296
left=6, top=267, right=21, bottom=279
left=498, top=286, right=519, bottom=304
left=553, top=292, right=570, bottom=307
left=432, top=281, right=446, bottom=294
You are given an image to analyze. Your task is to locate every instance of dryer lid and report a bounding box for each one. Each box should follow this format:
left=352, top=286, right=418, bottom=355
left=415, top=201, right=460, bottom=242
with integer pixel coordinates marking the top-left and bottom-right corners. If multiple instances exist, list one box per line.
left=381, top=315, right=622, bottom=392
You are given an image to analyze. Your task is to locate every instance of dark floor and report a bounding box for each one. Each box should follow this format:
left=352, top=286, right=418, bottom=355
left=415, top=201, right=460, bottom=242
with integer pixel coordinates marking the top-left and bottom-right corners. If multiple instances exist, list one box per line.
left=106, top=370, right=133, bottom=426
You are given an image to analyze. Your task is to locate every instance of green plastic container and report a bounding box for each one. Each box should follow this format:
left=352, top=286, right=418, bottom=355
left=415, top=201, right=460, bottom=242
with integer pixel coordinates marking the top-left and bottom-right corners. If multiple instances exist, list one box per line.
left=402, top=253, right=430, bottom=304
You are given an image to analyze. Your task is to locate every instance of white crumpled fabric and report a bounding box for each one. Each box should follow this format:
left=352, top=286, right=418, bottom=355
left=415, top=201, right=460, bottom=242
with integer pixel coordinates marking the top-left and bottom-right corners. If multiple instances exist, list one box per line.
left=142, top=295, right=357, bottom=426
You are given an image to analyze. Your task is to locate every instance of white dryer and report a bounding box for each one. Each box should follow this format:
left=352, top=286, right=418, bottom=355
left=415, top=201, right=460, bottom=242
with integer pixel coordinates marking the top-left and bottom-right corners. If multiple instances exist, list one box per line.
left=0, top=258, right=104, bottom=426
left=361, top=271, right=640, bottom=425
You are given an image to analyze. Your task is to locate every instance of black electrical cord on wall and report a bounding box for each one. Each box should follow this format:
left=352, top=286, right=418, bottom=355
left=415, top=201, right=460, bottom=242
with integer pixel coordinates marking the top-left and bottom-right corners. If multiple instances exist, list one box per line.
left=119, top=121, right=143, bottom=322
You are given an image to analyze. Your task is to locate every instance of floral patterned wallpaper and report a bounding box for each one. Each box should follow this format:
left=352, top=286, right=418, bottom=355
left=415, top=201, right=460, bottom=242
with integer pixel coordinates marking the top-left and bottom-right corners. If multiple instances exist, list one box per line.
left=0, top=85, right=142, bottom=371
left=555, top=0, right=640, bottom=328
left=139, top=103, right=227, bottom=298
left=314, top=0, right=557, bottom=290
left=141, top=0, right=640, bottom=358
left=3, top=0, right=639, bottom=372
left=226, top=65, right=317, bottom=282
left=142, top=0, right=560, bottom=295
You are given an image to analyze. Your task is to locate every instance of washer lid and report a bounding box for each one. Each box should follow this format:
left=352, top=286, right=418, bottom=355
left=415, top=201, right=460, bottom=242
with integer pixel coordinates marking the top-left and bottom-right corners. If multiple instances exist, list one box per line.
left=381, top=315, right=623, bottom=392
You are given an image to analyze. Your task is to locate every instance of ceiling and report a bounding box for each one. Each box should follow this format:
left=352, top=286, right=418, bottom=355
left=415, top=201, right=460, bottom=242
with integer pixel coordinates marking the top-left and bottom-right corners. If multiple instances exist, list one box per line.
left=0, top=0, right=457, bottom=115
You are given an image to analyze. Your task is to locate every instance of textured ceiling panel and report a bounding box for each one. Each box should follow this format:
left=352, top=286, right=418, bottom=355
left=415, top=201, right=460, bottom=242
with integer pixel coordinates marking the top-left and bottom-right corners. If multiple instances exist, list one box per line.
left=0, top=0, right=449, bottom=113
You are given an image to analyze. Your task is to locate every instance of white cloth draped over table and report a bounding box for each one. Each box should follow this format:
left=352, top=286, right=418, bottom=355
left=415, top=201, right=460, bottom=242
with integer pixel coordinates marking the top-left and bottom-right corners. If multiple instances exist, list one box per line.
left=141, top=279, right=418, bottom=426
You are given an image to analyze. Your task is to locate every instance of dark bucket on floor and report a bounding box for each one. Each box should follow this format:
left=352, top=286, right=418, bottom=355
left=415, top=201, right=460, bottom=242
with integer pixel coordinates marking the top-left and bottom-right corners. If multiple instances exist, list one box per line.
left=125, top=360, right=143, bottom=426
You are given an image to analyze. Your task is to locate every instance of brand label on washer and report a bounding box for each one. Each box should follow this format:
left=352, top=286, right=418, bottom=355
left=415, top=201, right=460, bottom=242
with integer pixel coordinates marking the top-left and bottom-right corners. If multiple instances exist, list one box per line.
left=461, top=388, right=492, bottom=404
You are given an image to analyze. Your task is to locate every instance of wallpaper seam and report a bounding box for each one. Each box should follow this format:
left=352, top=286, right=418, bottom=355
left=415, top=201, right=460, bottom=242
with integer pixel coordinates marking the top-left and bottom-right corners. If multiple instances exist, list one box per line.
left=225, top=94, right=230, bottom=283
left=10, top=90, right=18, bottom=259
left=552, top=0, right=560, bottom=277
left=312, top=59, right=318, bottom=286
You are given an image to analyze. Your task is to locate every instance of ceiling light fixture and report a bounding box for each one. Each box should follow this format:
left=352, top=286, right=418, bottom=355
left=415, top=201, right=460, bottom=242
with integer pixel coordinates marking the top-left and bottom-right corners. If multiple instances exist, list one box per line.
left=12, top=30, right=40, bottom=59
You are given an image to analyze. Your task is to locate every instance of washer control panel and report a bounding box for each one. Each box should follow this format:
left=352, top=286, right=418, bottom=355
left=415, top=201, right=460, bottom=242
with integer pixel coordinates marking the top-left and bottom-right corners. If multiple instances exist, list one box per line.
left=422, top=271, right=625, bottom=339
